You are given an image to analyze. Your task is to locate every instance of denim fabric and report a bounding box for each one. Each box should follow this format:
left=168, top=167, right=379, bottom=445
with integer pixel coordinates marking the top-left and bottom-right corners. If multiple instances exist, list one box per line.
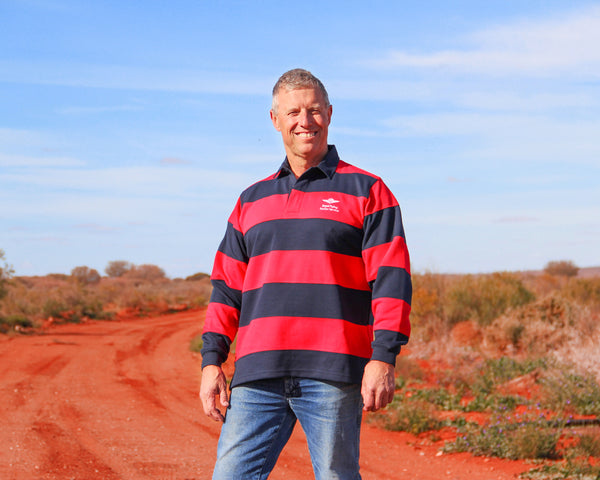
left=212, top=377, right=363, bottom=480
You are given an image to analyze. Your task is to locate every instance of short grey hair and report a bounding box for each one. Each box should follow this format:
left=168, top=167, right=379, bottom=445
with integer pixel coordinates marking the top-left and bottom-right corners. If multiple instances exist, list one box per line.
left=271, top=68, right=330, bottom=114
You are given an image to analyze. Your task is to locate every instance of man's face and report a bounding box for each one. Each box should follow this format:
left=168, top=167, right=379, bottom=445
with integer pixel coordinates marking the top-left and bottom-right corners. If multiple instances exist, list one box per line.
left=270, top=87, right=332, bottom=166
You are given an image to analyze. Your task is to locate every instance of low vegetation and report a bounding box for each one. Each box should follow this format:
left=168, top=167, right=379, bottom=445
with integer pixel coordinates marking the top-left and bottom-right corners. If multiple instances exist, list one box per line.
left=0, top=256, right=211, bottom=333
left=2, top=251, right=599, bottom=478
left=375, top=261, right=600, bottom=479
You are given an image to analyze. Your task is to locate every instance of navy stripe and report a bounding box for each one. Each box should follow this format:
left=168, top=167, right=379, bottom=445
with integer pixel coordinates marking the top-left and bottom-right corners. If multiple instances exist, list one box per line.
left=241, top=171, right=377, bottom=205
left=217, top=223, right=248, bottom=263
left=371, top=330, right=409, bottom=363
left=210, top=279, right=242, bottom=310
left=244, top=218, right=363, bottom=258
left=239, top=283, right=372, bottom=327
left=231, top=350, right=369, bottom=387
left=298, top=171, right=377, bottom=196
left=363, top=206, right=406, bottom=250
left=200, top=332, right=231, bottom=368
left=372, top=267, right=412, bottom=304
left=241, top=176, right=293, bottom=203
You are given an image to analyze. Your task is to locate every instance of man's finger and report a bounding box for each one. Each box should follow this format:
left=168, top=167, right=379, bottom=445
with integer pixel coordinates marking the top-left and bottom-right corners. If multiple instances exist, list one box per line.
left=361, top=386, right=375, bottom=411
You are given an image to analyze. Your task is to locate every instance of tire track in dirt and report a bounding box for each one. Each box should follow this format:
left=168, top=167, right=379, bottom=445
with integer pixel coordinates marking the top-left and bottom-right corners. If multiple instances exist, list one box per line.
left=0, top=309, right=532, bottom=480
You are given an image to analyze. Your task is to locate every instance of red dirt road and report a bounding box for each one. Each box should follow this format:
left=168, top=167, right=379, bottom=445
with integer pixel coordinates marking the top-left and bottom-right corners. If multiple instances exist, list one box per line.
left=0, top=309, right=531, bottom=479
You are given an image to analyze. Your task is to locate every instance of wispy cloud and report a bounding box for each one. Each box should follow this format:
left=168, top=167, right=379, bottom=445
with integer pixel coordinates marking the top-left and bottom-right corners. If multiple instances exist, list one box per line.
left=1, top=165, right=255, bottom=196
left=57, top=104, right=143, bottom=115
left=0, top=153, right=85, bottom=167
left=380, top=112, right=600, bottom=164
left=160, top=157, right=192, bottom=165
left=366, top=5, right=600, bottom=77
left=0, top=61, right=273, bottom=95
left=73, top=223, right=120, bottom=233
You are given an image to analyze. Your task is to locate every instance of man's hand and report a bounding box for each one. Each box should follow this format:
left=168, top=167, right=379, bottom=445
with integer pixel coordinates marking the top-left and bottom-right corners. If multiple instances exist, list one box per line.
left=199, top=365, right=229, bottom=422
left=361, top=360, right=396, bottom=412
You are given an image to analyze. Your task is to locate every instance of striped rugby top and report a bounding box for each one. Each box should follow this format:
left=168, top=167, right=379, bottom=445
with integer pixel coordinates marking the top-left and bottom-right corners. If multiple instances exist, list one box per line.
left=201, top=145, right=411, bottom=388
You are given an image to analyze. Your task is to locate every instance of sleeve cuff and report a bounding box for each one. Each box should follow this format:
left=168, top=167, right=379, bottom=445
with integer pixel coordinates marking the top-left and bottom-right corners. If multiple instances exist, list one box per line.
left=370, top=346, right=399, bottom=366
left=201, top=351, right=224, bottom=369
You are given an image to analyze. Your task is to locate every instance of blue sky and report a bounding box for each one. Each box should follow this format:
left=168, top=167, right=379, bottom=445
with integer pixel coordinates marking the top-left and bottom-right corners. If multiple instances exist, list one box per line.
left=1, top=0, right=599, bottom=278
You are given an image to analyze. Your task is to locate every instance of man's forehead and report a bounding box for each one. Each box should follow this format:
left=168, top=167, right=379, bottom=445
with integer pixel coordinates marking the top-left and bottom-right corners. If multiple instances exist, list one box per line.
left=277, top=87, right=327, bottom=104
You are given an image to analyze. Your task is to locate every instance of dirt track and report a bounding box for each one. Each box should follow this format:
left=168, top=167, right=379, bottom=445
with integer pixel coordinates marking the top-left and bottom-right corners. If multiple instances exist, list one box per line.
left=0, top=309, right=530, bottom=479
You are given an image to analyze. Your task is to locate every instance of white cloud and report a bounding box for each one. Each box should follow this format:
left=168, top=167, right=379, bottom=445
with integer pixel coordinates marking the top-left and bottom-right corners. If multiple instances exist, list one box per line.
left=380, top=112, right=600, bottom=165
left=0, top=152, right=85, bottom=167
left=57, top=104, right=143, bottom=115
left=0, top=60, right=274, bottom=95
left=1, top=165, right=254, bottom=195
left=367, top=5, right=600, bottom=77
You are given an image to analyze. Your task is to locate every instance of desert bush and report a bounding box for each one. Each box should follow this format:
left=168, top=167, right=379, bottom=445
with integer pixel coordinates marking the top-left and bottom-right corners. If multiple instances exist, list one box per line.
left=0, top=249, right=15, bottom=300
left=0, top=271, right=212, bottom=331
left=445, top=272, right=535, bottom=327
left=411, top=273, right=446, bottom=323
left=186, top=272, right=211, bottom=281
left=483, top=295, right=582, bottom=356
left=446, top=412, right=563, bottom=460
left=522, top=461, right=600, bottom=480
left=189, top=334, right=203, bottom=353
left=562, top=277, right=600, bottom=308
left=124, top=264, right=167, bottom=283
left=105, top=260, right=134, bottom=278
left=378, top=397, right=444, bottom=434
left=0, top=314, right=32, bottom=333
left=538, top=366, right=600, bottom=416
left=408, top=387, right=462, bottom=411
left=544, top=260, right=579, bottom=278
left=71, top=266, right=101, bottom=285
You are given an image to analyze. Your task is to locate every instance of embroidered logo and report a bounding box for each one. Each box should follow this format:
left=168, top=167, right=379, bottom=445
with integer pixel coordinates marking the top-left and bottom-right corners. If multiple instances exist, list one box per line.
left=320, top=198, right=340, bottom=212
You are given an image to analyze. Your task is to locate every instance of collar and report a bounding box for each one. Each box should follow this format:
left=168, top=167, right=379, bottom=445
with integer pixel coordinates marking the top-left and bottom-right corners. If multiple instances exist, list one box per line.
left=276, top=145, right=339, bottom=180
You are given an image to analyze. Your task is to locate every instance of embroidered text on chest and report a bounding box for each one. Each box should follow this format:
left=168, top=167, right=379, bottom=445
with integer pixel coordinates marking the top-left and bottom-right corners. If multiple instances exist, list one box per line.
left=320, top=198, right=340, bottom=212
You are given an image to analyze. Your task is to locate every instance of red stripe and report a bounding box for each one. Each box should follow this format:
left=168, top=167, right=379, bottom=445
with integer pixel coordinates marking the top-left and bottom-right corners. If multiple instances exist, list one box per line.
left=211, top=251, right=247, bottom=290
left=203, top=302, right=239, bottom=341
left=364, top=180, right=398, bottom=216
left=244, top=250, right=369, bottom=292
left=236, top=316, right=373, bottom=359
left=239, top=191, right=365, bottom=233
left=336, top=160, right=378, bottom=178
left=362, top=236, right=411, bottom=281
left=372, top=297, right=411, bottom=337
left=228, top=198, right=243, bottom=232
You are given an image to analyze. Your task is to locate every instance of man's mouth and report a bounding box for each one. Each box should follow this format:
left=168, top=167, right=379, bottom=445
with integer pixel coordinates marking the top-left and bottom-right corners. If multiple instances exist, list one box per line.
left=295, top=132, right=317, bottom=138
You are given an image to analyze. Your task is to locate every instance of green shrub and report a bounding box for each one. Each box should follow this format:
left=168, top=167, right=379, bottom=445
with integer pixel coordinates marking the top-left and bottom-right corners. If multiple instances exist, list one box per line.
left=445, top=272, right=535, bottom=326
left=189, top=334, right=203, bottom=353
left=472, top=357, right=547, bottom=395
left=0, top=315, right=33, bottom=333
left=522, top=460, right=600, bottom=480
left=563, top=277, right=600, bottom=307
left=539, top=367, right=600, bottom=416
left=446, top=413, right=563, bottom=460
left=544, top=260, right=579, bottom=278
left=380, top=397, right=444, bottom=434
left=0, top=249, right=14, bottom=300
left=409, top=387, right=462, bottom=411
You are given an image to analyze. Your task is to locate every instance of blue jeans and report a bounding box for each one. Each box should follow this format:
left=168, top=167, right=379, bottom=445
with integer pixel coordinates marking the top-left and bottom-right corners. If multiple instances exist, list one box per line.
left=212, top=377, right=363, bottom=480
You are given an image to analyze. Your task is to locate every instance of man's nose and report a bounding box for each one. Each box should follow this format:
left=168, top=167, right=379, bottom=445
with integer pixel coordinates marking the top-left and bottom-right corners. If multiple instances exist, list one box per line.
left=298, top=109, right=312, bottom=126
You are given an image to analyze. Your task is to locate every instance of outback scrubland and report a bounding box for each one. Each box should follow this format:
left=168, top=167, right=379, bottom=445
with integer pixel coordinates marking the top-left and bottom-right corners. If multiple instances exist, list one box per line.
left=1, top=250, right=599, bottom=479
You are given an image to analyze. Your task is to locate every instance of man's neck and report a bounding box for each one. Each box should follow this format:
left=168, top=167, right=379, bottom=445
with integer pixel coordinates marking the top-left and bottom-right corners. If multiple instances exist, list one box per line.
left=287, top=148, right=328, bottom=178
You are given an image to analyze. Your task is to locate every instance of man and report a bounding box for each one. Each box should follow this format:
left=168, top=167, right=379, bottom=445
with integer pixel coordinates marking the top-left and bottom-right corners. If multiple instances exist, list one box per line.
left=200, top=68, right=411, bottom=480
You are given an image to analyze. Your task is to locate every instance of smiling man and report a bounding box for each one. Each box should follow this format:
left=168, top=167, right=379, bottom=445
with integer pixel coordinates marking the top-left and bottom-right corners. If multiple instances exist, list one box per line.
left=200, top=68, right=412, bottom=480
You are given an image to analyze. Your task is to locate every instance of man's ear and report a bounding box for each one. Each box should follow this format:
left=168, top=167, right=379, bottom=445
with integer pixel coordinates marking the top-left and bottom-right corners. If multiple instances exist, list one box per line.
left=270, top=109, right=281, bottom=132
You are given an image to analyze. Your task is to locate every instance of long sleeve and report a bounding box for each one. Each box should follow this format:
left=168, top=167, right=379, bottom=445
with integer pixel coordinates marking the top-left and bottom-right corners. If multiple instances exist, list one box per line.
left=361, top=178, right=412, bottom=365
left=201, top=198, right=248, bottom=368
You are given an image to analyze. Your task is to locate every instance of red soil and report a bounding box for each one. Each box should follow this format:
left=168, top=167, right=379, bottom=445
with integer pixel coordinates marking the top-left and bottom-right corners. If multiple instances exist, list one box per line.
left=0, top=309, right=533, bottom=479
